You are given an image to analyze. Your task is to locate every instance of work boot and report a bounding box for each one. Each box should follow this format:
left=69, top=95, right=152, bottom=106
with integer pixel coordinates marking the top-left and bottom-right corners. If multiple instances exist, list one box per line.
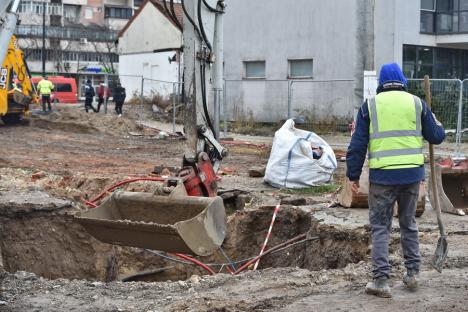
left=365, top=277, right=392, bottom=298
left=403, top=270, right=419, bottom=290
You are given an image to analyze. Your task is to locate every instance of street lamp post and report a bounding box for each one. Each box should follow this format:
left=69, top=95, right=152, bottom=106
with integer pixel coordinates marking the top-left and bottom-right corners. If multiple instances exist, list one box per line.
left=42, top=0, right=46, bottom=77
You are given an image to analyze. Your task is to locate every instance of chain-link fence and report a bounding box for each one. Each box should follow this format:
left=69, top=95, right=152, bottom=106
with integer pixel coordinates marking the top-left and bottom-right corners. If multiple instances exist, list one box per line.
left=223, top=79, right=356, bottom=133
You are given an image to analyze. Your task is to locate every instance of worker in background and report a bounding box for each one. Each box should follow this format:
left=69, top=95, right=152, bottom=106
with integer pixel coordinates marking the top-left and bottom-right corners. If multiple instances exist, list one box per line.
left=113, top=82, right=126, bottom=117
left=346, top=63, right=445, bottom=298
left=37, top=76, right=54, bottom=112
left=84, top=79, right=97, bottom=113
left=96, top=82, right=110, bottom=113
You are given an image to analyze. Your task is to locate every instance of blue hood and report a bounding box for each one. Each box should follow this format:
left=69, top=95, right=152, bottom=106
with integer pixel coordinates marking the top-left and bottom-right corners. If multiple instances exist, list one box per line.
left=378, top=63, right=407, bottom=87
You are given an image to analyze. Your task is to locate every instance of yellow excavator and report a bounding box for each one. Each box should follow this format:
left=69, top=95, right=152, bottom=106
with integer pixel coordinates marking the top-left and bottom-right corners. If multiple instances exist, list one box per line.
left=0, top=35, right=37, bottom=125
left=0, top=1, right=38, bottom=125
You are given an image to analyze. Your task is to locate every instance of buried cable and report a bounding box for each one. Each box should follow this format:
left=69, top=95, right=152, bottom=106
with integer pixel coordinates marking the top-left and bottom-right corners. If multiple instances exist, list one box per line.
left=219, top=246, right=237, bottom=271
left=173, top=253, right=216, bottom=275
left=144, top=235, right=317, bottom=273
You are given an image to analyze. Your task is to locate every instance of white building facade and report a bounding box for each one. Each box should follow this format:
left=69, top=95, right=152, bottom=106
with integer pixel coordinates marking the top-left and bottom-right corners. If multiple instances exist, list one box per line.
left=117, top=0, right=182, bottom=98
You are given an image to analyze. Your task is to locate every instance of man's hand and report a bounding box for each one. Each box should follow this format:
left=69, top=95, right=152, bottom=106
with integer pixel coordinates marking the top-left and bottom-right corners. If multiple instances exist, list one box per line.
left=350, top=179, right=360, bottom=193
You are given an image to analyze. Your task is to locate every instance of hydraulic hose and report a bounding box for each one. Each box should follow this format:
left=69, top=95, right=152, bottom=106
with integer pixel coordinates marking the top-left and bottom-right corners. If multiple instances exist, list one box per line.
left=181, top=0, right=202, bottom=40
left=202, top=0, right=223, bottom=13
left=169, top=0, right=183, bottom=30
left=200, top=61, right=215, bottom=134
left=197, top=0, right=212, bottom=51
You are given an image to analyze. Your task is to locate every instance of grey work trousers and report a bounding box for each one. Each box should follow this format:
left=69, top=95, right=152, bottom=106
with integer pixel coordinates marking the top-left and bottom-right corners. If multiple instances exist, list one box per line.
left=368, top=182, right=421, bottom=279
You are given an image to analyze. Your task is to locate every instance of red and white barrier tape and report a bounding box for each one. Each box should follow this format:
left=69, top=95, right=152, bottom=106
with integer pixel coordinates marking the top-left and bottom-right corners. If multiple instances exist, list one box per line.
left=253, top=203, right=281, bottom=271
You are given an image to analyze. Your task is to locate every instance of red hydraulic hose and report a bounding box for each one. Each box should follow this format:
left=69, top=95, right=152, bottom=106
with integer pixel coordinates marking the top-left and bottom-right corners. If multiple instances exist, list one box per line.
left=173, top=253, right=216, bottom=275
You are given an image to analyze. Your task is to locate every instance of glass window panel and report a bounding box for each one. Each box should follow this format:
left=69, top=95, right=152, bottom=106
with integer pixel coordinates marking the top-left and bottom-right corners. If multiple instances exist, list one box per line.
left=460, top=0, right=468, bottom=10
left=437, top=0, right=455, bottom=11
left=421, top=11, right=435, bottom=32
left=436, top=13, right=454, bottom=32
left=418, top=47, right=433, bottom=64
left=421, top=0, right=435, bottom=10
left=403, top=45, right=417, bottom=62
left=244, top=61, right=266, bottom=78
left=289, top=59, right=313, bottom=78
left=459, top=11, right=468, bottom=31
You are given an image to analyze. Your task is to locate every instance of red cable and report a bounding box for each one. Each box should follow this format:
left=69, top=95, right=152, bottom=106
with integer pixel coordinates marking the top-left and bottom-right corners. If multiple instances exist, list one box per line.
left=173, top=253, right=215, bottom=275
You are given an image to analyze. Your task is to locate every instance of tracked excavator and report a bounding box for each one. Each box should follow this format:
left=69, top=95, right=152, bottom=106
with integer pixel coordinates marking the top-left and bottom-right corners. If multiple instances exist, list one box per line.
left=76, top=0, right=229, bottom=256
left=0, top=0, right=38, bottom=125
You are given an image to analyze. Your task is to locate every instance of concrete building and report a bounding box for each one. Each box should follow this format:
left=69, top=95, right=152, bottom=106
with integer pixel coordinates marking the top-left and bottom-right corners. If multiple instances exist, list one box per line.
left=224, top=0, right=468, bottom=125
left=14, top=0, right=142, bottom=97
left=117, top=0, right=183, bottom=97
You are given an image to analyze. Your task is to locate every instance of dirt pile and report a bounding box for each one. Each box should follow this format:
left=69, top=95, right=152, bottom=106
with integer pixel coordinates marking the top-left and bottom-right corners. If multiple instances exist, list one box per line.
left=30, top=107, right=143, bottom=136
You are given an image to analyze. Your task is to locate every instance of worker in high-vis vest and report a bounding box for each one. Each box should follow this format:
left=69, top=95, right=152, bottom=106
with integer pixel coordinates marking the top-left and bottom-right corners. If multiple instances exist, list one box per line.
left=37, top=76, right=54, bottom=112
left=346, top=63, right=445, bottom=298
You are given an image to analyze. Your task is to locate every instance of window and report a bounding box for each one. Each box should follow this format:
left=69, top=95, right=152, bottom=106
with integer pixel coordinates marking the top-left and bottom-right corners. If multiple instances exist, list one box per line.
left=105, top=7, right=133, bottom=19
left=402, top=44, right=468, bottom=79
left=288, top=59, right=313, bottom=78
left=55, top=83, right=72, bottom=92
left=85, top=7, right=93, bottom=19
left=421, top=0, right=435, bottom=10
left=244, top=61, right=266, bottom=79
left=134, top=0, right=144, bottom=7
left=422, top=0, right=468, bottom=33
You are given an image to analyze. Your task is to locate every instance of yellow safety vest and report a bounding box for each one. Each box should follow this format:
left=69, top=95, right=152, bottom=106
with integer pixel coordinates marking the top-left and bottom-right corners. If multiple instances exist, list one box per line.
left=37, top=79, right=54, bottom=95
left=368, top=91, right=424, bottom=169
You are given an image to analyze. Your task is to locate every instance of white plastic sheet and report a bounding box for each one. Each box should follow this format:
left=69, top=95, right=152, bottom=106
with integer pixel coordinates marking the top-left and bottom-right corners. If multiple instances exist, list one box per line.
left=264, top=119, right=337, bottom=188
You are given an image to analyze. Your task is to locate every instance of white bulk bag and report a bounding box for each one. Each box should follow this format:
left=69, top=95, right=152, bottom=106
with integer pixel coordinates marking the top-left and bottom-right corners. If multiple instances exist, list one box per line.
left=264, top=119, right=337, bottom=188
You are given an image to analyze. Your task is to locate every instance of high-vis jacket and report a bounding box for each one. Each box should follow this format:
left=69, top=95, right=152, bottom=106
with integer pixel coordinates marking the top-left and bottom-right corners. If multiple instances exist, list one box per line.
left=367, top=90, right=424, bottom=169
left=37, top=79, right=54, bottom=95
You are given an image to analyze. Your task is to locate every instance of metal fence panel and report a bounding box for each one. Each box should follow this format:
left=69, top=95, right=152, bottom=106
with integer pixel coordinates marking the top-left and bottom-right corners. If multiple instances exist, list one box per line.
left=407, top=79, right=461, bottom=132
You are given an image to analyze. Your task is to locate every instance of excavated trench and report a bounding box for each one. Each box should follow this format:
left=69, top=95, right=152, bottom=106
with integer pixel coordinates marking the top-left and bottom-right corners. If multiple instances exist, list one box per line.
left=0, top=192, right=370, bottom=283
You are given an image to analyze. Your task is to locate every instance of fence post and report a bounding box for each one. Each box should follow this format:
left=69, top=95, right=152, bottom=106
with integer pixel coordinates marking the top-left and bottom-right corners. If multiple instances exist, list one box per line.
left=172, top=82, right=177, bottom=133
left=287, top=80, right=291, bottom=119
left=455, top=79, right=464, bottom=159
left=140, top=77, right=144, bottom=106
left=223, top=81, right=227, bottom=137
left=104, top=73, right=108, bottom=114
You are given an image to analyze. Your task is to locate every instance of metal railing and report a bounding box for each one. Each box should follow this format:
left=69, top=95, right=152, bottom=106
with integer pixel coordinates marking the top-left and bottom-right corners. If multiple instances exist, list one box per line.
left=15, top=25, right=118, bottom=42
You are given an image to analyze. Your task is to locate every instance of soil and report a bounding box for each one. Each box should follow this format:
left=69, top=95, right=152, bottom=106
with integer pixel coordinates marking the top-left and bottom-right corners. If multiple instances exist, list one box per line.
left=0, top=104, right=467, bottom=311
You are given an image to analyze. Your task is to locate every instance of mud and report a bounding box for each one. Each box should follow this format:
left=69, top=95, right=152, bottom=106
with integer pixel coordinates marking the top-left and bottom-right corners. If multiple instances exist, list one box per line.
left=0, top=104, right=467, bottom=311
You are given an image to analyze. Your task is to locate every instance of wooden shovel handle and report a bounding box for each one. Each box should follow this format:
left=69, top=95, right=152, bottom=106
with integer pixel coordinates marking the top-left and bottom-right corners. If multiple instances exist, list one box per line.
left=423, top=75, right=445, bottom=236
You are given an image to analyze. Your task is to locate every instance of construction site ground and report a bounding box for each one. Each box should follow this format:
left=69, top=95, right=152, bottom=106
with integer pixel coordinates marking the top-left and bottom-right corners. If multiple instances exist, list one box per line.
left=0, top=103, right=467, bottom=312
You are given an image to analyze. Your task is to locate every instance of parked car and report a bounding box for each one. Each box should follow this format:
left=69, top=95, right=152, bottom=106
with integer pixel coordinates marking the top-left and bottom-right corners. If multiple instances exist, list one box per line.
left=31, top=76, right=78, bottom=104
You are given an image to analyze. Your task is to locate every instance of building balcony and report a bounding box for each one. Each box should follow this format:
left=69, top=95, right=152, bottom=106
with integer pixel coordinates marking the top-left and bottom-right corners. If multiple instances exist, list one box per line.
left=15, top=25, right=118, bottom=42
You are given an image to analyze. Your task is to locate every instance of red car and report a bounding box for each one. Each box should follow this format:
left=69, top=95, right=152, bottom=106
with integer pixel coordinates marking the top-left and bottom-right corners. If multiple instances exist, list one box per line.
left=31, top=76, right=78, bottom=104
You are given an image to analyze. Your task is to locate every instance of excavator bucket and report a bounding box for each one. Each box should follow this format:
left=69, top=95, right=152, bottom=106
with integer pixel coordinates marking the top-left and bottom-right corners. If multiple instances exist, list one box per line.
left=429, top=158, right=468, bottom=216
left=339, top=163, right=426, bottom=217
left=75, top=184, right=226, bottom=256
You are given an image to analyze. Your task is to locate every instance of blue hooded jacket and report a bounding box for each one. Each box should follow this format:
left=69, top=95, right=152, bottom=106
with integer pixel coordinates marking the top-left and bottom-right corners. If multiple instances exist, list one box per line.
left=346, top=63, right=445, bottom=185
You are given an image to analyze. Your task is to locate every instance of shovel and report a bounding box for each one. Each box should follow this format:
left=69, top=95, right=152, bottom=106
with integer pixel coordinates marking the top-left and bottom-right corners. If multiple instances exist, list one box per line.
left=423, top=75, right=448, bottom=273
